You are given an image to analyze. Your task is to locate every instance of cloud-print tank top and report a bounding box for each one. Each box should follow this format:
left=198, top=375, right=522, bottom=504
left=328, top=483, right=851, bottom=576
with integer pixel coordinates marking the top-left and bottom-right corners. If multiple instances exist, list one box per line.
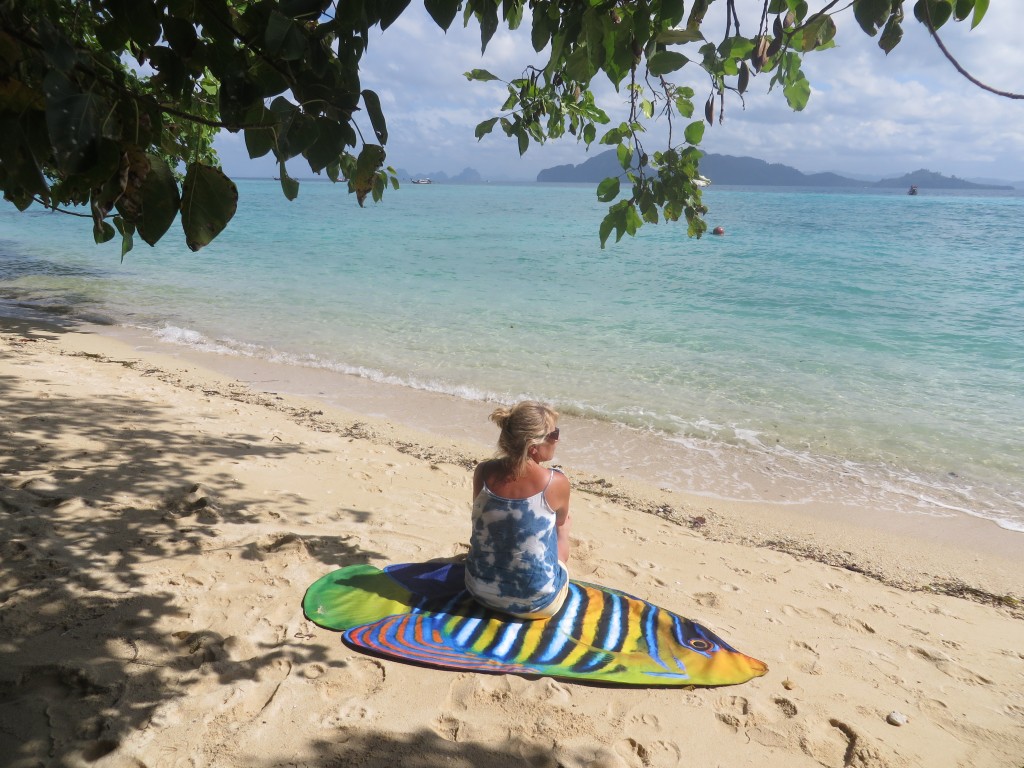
left=465, top=468, right=568, bottom=615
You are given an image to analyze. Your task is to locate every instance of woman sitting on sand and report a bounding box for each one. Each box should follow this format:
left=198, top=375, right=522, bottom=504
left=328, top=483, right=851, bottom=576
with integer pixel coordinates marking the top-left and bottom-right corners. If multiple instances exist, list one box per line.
left=465, top=401, right=572, bottom=620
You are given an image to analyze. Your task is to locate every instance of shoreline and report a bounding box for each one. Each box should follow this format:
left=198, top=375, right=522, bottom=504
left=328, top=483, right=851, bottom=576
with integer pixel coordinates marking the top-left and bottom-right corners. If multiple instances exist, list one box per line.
left=3, top=313, right=1023, bottom=768
left=8, top=310, right=1022, bottom=599
left=106, top=315, right=1024, bottom=576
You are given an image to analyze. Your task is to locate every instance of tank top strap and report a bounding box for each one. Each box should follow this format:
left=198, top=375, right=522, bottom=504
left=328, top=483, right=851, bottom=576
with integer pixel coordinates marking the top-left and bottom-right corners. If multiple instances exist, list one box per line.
left=542, top=467, right=555, bottom=491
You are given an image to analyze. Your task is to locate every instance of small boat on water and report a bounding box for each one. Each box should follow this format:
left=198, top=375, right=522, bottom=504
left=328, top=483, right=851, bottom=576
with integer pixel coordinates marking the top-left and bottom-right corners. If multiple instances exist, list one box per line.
left=411, top=178, right=433, bottom=184
left=908, top=184, right=918, bottom=195
left=694, top=175, right=711, bottom=188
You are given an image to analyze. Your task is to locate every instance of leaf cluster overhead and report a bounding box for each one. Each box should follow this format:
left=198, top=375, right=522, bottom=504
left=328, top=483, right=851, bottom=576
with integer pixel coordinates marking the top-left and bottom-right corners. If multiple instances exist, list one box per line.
left=0, top=0, right=992, bottom=251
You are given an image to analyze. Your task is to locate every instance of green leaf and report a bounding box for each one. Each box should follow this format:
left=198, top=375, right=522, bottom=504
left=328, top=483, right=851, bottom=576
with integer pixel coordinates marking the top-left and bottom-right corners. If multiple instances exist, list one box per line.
left=377, top=0, right=412, bottom=30
left=953, top=0, right=972, bottom=20
left=913, top=0, right=953, bottom=28
left=500, top=90, right=519, bottom=110
left=597, top=176, right=620, bottom=202
left=971, top=0, right=988, bottom=27
left=361, top=89, right=388, bottom=144
left=265, top=10, right=309, bottom=60
left=600, top=126, right=623, bottom=145
left=42, top=71, right=104, bottom=174
left=783, top=73, right=811, bottom=110
left=599, top=213, right=615, bottom=248
left=517, top=128, right=529, bottom=155
left=279, top=0, right=331, bottom=19
left=475, top=117, right=499, bottom=140
left=113, top=216, right=135, bottom=259
left=279, top=164, right=300, bottom=200
left=641, top=99, right=654, bottom=119
left=647, top=50, right=689, bottom=76
left=660, top=0, right=686, bottom=27
left=425, top=0, right=460, bottom=30
left=351, top=144, right=386, bottom=206
left=478, top=0, right=499, bottom=52
left=583, top=123, right=596, bottom=145
left=853, top=0, right=892, bottom=35
left=565, top=46, right=594, bottom=83
left=624, top=204, right=642, bottom=236
left=656, top=29, right=705, bottom=44
left=122, top=154, right=180, bottom=247
left=93, top=219, right=116, bottom=244
left=616, top=144, right=632, bottom=170
left=304, top=119, right=348, bottom=172
left=180, top=163, right=238, bottom=251
left=582, top=8, right=606, bottom=69
left=245, top=127, right=276, bottom=159
left=675, top=94, right=695, bottom=118
left=801, top=14, right=837, bottom=50
left=684, top=120, right=705, bottom=144
left=531, top=8, right=551, bottom=51
left=879, top=10, right=904, bottom=52
left=465, top=69, right=500, bottom=82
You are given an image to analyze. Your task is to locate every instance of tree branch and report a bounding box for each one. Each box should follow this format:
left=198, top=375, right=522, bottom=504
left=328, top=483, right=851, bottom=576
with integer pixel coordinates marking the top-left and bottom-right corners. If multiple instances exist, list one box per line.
left=31, top=197, right=92, bottom=217
left=924, top=15, right=1024, bottom=99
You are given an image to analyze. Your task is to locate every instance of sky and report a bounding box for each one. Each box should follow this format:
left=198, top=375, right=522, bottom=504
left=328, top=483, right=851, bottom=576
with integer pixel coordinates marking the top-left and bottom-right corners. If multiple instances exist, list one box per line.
left=216, top=2, right=1024, bottom=183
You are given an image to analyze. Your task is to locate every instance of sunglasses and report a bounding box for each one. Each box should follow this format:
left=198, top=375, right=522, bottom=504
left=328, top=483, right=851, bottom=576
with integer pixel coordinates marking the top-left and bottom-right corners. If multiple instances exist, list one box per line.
left=545, top=428, right=560, bottom=442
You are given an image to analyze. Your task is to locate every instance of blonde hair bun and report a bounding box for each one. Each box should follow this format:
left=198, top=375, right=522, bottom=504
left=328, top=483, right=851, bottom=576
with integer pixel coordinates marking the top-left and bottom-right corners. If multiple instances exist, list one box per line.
left=489, top=401, right=559, bottom=477
left=488, top=406, right=513, bottom=431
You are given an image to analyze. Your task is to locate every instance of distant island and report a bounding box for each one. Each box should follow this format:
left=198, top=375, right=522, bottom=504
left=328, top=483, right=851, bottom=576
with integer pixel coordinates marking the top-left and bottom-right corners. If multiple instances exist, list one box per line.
left=537, top=150, right=1016, bottom=190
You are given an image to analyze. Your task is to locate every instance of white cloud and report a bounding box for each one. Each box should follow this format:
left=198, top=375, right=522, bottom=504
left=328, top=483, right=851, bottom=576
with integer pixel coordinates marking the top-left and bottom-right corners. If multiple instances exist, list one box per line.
left=217, top=2, right=1024, bottom=183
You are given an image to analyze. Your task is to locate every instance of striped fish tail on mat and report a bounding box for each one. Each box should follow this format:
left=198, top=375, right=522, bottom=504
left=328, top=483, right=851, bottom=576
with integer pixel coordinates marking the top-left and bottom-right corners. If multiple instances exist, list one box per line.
left=303, top=563, right=768, bottom=687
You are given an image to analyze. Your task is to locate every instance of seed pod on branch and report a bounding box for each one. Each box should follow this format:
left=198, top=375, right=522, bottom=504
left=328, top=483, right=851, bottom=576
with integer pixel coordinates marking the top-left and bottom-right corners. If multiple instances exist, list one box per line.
left=752, top=35, right=770, bottom=70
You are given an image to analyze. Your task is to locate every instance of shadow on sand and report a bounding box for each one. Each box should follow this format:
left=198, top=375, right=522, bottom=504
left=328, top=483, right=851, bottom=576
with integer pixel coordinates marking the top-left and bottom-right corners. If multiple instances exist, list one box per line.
left=0, top=319, right=385, bottom=766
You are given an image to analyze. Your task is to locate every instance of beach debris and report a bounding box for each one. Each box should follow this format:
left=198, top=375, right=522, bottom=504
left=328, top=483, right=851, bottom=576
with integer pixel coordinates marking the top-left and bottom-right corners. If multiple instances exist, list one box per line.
left=886, top=711, right=909, bottom=726
left=782, top=678, right=796, bottom=690
left=688, top=515, right=707, bottom=529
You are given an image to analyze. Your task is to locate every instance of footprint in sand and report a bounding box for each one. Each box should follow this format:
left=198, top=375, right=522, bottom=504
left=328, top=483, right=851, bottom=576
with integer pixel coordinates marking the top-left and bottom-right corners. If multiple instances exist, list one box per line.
left=616, top=738, right=646, bottom=760
left=691, top=592, right=722, bottom=609
left=713, top=695, right=751, bottom=730
left=321, top=700, right=374, bottom=728
left=789, top=640, right=819, bottom=657
left=433, top=713, right=466, bottom=742
left=772, top=696, right=798, bottom=717
left=910, top=646, right=993, bottom=685
left=302, top=663, right=327, bottom=680
left=163, top=483, right=220, bottom=522
left=815, top=608, right=876, bottom=634
left=7, top=665, right=124, bottom=765
left=253, top=532, right=309, bottom=559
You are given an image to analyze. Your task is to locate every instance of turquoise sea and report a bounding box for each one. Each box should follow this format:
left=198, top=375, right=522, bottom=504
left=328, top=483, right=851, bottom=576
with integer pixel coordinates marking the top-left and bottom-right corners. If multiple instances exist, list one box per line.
left=2, top=180, right=1022, bottom=533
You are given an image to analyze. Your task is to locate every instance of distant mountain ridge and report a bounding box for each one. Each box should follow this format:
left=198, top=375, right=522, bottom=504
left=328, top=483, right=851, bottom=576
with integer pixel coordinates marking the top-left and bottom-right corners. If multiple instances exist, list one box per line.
left=537, top=150, right=1015, bottom=190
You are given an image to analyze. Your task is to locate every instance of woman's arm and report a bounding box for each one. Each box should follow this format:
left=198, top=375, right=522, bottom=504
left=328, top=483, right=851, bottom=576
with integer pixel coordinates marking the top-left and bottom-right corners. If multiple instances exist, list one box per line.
left=472, top=461, right=487, bottom=502
left=547, top=470, right=572, bottom=563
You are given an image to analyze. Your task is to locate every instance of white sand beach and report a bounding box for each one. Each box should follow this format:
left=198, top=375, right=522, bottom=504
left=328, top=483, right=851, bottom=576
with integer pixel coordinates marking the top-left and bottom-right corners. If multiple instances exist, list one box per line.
left=1, top=316, right=1022, bottom=768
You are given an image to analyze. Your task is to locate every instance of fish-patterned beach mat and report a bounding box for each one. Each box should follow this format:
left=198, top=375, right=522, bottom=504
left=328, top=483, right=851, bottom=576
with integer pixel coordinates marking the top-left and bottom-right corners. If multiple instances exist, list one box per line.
left=303, top=563, right=768, bottom=687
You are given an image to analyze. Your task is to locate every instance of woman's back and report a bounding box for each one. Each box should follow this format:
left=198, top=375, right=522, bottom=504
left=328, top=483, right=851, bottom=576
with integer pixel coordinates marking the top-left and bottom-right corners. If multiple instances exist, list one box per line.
left=465, top=465, right=565, bottom=615
left=463, top=401, right=572, bottom=619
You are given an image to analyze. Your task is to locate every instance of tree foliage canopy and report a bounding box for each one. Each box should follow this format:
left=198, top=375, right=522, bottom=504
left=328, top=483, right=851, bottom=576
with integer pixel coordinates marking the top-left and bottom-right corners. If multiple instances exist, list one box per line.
left=0, top=0, right=991, bottom=252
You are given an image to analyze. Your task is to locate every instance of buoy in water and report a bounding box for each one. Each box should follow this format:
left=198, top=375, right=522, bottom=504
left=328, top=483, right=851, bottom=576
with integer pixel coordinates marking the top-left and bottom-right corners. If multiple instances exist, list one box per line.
left=712, top=226, right=725, bottom=236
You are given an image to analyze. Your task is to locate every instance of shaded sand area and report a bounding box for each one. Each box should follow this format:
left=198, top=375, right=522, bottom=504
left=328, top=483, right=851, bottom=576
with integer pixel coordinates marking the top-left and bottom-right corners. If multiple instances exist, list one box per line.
left=2, top=315, right=1022, bottom=768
